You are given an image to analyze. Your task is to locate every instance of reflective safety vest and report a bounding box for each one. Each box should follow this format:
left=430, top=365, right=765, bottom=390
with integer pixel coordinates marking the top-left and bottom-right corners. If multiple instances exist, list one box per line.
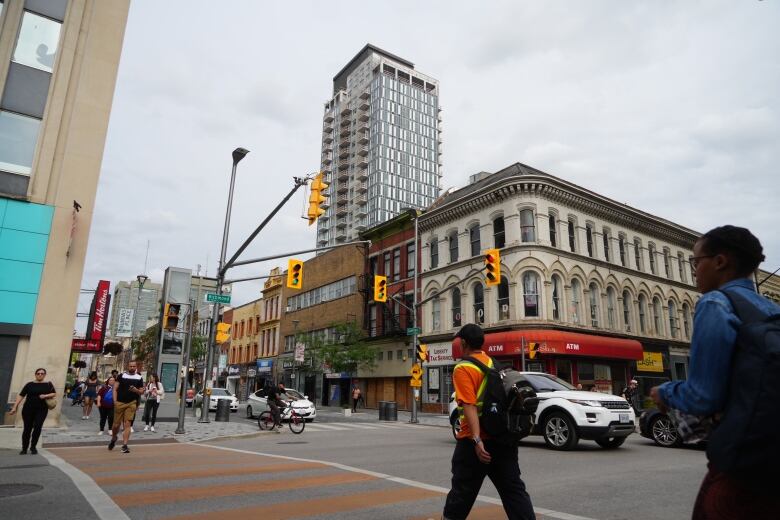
left=454, top=356, right=494, bottom=422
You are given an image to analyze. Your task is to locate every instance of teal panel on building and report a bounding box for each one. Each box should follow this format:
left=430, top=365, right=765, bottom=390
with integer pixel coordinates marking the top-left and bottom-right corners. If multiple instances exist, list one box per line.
left=0, top=199, right=53, bottom=327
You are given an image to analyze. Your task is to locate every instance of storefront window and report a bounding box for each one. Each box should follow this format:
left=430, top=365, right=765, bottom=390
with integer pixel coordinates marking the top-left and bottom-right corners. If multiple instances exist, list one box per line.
left=522, top=272, right=538, bottom=317
left=556, top=359, right=572, bottom=383
left=451, top=288, right=462, bottom=327
left=498, top=276, right=510, bottom=320
left=473, top=283, right=484, bottom=324
left=589, top=283, right=600, bottom=327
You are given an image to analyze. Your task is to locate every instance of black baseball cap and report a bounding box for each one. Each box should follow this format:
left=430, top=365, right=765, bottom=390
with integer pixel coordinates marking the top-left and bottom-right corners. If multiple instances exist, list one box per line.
left=454, top=323, right=484, bottom=349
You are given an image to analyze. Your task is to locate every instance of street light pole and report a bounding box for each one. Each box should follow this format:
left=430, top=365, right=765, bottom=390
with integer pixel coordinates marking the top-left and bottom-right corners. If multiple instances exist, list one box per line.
left=132, top=274, right=148, bottom=372
left=200, top=147, right=249, bottom=423
left=175, top=299, right=195, bottom=434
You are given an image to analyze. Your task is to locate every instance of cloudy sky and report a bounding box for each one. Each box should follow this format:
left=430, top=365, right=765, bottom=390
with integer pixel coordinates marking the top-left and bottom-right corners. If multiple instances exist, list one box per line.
left=76, top=0, right=780, bottom=331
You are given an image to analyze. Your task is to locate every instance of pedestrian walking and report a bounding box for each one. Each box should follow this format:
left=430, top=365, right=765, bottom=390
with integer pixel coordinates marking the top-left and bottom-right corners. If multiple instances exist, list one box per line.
left=108, top=360, right=144, bottom=454
left=351, top=385, right=362, bottom=413
left=651, top=226, right=780, bottom=519
left=96, top=376, right=115, bottom=435
left=143, top=374, right=164, bottom=432
left=443, top=324, right=535, bottom=520
left=82, top=371, right=99, bottom=419
left=9, top=368, right=57, bottom=455
left=621, top=379, right=640, bottom=413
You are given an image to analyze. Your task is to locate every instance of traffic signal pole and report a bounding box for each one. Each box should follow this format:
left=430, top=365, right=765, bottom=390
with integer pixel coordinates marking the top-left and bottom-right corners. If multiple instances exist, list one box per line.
left=175, top=299, right=195, bottom=434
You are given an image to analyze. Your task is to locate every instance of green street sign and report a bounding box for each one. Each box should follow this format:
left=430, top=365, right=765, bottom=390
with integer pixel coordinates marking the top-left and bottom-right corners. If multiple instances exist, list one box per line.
left=206, top=293, right=231, bottom=304
left=407, top=327, right=421, bottom=336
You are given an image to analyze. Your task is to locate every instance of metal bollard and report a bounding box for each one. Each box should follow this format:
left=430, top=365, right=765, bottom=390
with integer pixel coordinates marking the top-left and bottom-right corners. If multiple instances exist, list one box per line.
left=386, top=401, right=398, bottom=421
left=378, top=401, right=387, bottom=421
left=214, top=399, right=231, bottom=422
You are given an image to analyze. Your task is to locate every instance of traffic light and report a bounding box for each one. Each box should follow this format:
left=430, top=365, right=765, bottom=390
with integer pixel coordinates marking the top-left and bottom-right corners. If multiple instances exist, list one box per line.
left=484, top=248, right=501, bottom=286
left=287, top=259, right=303, bottom=289
left=216, top=322, right=231, bottom=344
left=163, top=303, right=181, bottom=330
left=373, top=275, right=387, bottom=302
left=416, top=343, right=429, bottom=363
left=307, top=172, right=329, bottom=225
left=528, top=342, right=538, bottom=360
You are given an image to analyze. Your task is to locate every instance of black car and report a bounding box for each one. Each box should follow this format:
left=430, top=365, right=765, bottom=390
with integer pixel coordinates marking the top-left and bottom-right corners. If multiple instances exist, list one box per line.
left=639, top=408, right=683, bottom=448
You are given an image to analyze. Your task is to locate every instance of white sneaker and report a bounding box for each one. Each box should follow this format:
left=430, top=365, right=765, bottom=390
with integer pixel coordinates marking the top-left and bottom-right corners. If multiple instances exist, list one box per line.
left=131, top=427, right=135, bottom=433
left=150, top=426, right=155, bottom=432
left=143, top=425, right=149, bottom=431
left=98, top=430, right=103, bottom=436
left=82, top=416, right=86, bottom=420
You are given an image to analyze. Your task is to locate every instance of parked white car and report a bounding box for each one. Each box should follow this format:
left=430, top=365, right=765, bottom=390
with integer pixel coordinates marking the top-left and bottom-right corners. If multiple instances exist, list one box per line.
left=194, top=388, right=239, bottom=412
left=246, top=388, right=317, bottom=422
left=448, top=372, right=635, bottom=450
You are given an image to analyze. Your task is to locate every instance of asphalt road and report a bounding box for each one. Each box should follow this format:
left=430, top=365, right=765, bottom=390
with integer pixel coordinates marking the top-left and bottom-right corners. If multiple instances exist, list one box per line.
left=211, top=419, right=707, bottom=520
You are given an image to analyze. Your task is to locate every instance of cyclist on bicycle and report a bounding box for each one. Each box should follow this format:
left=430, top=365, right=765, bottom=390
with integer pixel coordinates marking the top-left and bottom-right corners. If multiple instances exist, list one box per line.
left=267, top=383, right=287, bottom=430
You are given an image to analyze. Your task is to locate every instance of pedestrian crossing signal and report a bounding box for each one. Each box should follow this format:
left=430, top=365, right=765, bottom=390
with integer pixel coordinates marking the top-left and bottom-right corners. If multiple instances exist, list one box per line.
left=287, top=259, right=303, bottom=289
left=528, top=342, right=538, bottom=360
left=484, top=248, right=500, bottom=286
left=373, top=275, right=387, bottom=302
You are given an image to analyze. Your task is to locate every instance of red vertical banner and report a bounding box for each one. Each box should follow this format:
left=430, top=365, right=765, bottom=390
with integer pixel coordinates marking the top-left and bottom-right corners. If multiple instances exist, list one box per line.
left=89, top=280, right=110, bottom=342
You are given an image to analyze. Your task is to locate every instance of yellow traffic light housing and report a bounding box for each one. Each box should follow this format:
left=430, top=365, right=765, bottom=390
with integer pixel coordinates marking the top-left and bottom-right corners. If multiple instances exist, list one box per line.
left=528, top=342, right=538, bottom=360
left=417, top=343, right=429, bottom=363
left=287, top=259, right=303, bottom=289
left=373, top=275, right=387, bottom=302
left=307, top=172, right=329, bottom=226
left=216, top=322, right=231, bottom=344
left=484, top=248, right=501, bottom=286
left=163, top=303, right=180, bottom=331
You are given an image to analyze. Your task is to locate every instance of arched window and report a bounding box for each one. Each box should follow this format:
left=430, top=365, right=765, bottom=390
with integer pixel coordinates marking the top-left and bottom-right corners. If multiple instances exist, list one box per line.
left=606, top=287, right=617, bottom=329
left=668, top=300, right=678, bottom=338
left=498, top=276, right=510, bottom=320
left=648, top=244, right=657, bottom=274
left=602, top=229, right=611, bottom=262
left=451, top=288, right=462, bottom=328
left=622, top=290, right=632, bottom=332
left=551, top=275, right=563, bottom=321
left=586, top=224, right=594, bottom=257
left=493, top=217, right=505, bottom=249
left=548, top=214, right=557, bottom=247
left=682, top=303, right=691, bottom=339
left=653, top=297, right=663, bottom=335
left=567, top=219, right=577, bottom=252
left=638, top=294, right=648, bottom=333
left=677, top=252, right=688, bottom=283
left=619, top=235, right=627, bottom=267
left=431, top=296, right=441, bottom=331
left=570, top=279, right=582, bottom=324
left=664, top=248, right=672, bottom=278
left=448, top=231, right=458, bottom=263
left=469, top=224, right=481, bottom=257
left=520, top=209, right=535, bottom=242
left=430, top=238, right=438, bottom=269
left=523, top=272, right=539, bottom=317
left=473, top=283, right=484, bottom=325
left=634, top=239, right=643, bottom=271
left=589, top=283, right=600, bottom=327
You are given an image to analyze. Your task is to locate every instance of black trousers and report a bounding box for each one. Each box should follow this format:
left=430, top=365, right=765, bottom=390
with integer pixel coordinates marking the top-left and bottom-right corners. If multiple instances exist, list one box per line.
left=98, top=407, right=114, bottom=431
left=443, top=439, right=535, bottom=520
left=21, top=406, right=48, bottom=450
left=143, top=400, right=159, bottom=426
left=352, top=398, right=359, bottom=411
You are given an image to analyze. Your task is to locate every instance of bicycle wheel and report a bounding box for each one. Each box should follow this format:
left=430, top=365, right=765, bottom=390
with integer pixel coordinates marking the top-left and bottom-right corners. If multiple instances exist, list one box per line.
left=258, top=411, right=275, bottom=431
left=288, top=412, right=305, bottom=434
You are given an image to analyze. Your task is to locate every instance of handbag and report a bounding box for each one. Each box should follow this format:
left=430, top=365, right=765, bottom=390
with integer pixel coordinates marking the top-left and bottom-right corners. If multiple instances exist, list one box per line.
left=45, top=396, right=57, bottom=410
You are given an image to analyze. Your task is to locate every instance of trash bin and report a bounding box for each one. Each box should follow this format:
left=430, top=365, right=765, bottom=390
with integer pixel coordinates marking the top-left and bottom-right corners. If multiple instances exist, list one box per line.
left=385, top=401, right=398, bottom=421
left=378, top=401, right=388, bottom=421
left=215, top=399, right=231, bottom=422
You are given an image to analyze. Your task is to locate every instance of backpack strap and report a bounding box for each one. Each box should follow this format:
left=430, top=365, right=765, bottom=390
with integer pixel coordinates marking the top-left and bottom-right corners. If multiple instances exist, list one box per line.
left=460, top=355, right=494, bottom=373
left=718, top=289, right=769, bottom=325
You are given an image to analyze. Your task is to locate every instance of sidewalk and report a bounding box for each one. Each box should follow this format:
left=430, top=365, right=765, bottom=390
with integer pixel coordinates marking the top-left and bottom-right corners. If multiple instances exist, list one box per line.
left=315, top=405, right=451, bottom=428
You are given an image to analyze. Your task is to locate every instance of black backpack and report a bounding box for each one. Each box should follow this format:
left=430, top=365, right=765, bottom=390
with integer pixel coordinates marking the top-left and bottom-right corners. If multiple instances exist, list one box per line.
left=460, top=356, right=539, bottom=444
left=706, top=289, right=780, bottom=486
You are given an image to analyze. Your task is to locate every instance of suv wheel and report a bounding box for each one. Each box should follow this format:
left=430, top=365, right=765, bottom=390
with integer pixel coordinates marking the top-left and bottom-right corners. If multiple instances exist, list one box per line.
left=596, top=437, right=626, bottom=449
left=543, top=412, right=579, bottom=450
left=650, top=414, right=682, bottom=447
left=246, top=405, right=253, bottom=419
left=450, top=410, right=461, bottom=440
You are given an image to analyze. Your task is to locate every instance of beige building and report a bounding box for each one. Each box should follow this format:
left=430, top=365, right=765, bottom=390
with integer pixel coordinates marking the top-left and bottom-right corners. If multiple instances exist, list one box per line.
left=256, top=267, right=284, bottom=389
left=0, top=0, right=130, bottom=426
left=227, top=298, right=261, bottom=400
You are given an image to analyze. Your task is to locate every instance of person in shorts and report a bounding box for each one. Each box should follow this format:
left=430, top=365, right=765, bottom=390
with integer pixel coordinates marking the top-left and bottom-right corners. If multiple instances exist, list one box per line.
left=109, top=361, right=144, bottom=453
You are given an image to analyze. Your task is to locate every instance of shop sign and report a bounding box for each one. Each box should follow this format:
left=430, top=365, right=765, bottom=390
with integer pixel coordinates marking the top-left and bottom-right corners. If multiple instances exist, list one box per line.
left=247, top=369, right=257, bottom=378
left=282, top=360, right=295, bottom=369
left=637, top=352, right=664, bottom=373
left=227, top=365, right=240, bottom=376
left=427, top=343, right=455, bottom=365
left=256, top=359, right=274, bottom=373
left=325, top=372, right=350, bottom=379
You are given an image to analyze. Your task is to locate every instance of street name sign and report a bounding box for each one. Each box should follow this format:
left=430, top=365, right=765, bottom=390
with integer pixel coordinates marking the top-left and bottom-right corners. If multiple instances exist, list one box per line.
left=406, top=327, right=421, bottom=336
left=206, top=293, right=231, bottom=304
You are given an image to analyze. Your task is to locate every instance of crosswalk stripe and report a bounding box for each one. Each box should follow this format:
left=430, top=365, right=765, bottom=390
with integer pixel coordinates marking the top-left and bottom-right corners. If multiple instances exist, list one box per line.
left=307, top=424, right=350, bottom=431
left=346, top=423, right=380, bottom=429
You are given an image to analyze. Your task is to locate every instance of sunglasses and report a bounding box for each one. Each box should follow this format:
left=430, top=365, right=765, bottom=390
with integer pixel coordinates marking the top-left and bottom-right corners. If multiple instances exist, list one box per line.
left=35, top=372, right=46, bottom=376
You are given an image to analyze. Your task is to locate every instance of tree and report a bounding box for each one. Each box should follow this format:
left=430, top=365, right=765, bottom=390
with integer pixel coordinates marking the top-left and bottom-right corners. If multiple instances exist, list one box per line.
left=132, top=324, right=160, bottom=368
left=190, top=335, right=208, bottom=363
left=301, top=321, right=376, bottom=375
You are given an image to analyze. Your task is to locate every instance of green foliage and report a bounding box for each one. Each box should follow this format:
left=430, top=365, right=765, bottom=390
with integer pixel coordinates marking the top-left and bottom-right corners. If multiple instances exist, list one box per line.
left=299, top=321, right=376, bottom=374
left=132, top=324, right=160, bottom=367
left=190, top=335, right=208, bottom=362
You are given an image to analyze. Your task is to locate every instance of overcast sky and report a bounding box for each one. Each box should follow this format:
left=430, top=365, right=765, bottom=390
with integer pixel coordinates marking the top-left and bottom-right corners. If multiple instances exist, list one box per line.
left=75, top=0, right=780, bottom=332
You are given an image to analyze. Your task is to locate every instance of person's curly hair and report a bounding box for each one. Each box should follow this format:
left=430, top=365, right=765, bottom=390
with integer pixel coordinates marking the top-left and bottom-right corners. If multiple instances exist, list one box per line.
left=699, top=225, right=765, bottom=277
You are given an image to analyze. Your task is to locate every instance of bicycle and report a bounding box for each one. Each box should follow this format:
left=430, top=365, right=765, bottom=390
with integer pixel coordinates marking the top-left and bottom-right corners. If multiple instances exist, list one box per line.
left=258, top=402, right=305, bottom=434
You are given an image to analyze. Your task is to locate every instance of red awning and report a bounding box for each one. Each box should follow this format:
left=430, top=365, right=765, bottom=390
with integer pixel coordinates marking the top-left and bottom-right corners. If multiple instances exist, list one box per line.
left=453, top=330, right=643, bottom=361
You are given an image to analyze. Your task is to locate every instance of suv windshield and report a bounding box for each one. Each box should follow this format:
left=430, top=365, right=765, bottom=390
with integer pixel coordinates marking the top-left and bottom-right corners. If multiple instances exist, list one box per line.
left=210, top=389, right=230, bottom=396
left=523, top=374, right=576, bottom=392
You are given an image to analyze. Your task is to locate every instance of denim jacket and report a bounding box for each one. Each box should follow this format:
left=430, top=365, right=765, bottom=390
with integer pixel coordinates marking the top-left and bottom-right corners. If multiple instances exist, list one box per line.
left=659, top=278, right=780, bottom=416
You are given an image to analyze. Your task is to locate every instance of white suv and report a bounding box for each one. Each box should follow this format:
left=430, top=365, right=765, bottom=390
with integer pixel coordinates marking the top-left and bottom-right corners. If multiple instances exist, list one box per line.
left=448, top=372, right=635, bottom=450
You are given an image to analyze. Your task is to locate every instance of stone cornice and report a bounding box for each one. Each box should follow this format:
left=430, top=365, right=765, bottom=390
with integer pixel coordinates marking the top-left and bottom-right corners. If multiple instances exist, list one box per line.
left=420, top=170, right=700, bottom=248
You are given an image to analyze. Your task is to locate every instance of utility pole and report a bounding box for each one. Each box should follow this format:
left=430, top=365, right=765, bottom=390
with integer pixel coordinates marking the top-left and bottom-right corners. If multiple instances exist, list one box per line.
left=175, top=299, right=195, bottom=434
left=411, top=212, right=420, bottom=424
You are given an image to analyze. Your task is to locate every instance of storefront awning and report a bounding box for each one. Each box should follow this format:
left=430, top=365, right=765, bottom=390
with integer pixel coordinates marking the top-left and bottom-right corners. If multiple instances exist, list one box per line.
left=453, top=330, right=643, bottom=361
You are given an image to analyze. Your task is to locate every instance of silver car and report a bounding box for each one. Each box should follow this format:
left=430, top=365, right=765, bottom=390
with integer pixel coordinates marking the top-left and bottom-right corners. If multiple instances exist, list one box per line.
left=194, top=388, right=239, bottom=412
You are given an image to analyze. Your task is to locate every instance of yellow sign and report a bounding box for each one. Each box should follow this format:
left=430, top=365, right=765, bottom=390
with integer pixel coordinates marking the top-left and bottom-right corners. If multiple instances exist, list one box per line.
left=636, top=352, right=664, bottom=373
left=409, top=378, right=422, bottom=387
left=410, top=363, right=422, bottom=380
